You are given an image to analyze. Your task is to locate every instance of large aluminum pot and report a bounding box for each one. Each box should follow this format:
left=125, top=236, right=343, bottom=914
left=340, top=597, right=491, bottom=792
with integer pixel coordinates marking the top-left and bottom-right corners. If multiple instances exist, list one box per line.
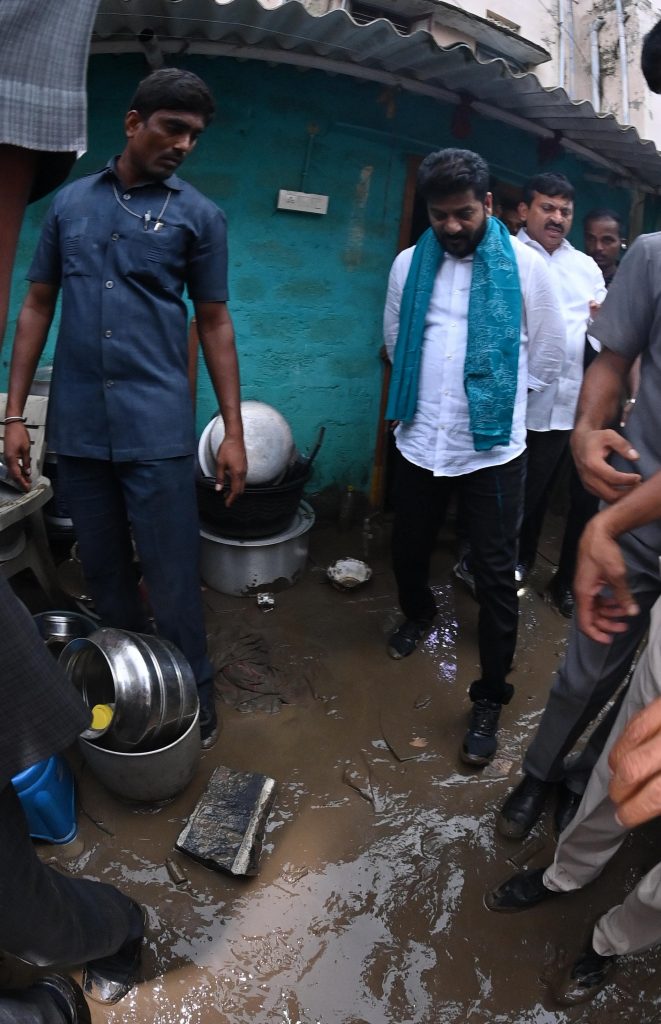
left=200, top=501, right=314, bottom=596
left=59, top=628, right=198, bottom=752
left=79, top=709, right=200, bottom=802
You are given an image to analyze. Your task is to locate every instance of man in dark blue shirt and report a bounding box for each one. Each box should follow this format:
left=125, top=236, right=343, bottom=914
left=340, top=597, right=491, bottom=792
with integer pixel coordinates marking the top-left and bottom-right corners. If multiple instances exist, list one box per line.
left=5, top=68, right=247, bottom=749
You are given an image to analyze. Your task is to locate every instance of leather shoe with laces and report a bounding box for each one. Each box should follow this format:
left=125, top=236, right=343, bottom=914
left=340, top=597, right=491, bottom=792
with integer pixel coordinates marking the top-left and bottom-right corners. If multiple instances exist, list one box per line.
left=497, top=774, right=554, bottom=839
left=554, top=783, right=583, bottom=837
left=485, top=866, right=557, bottom=913
left=387, top=618, right=432, bottom=659
left=460, top=699, right=501, bottom=767
left=552, top=940, right=617, bottom=1006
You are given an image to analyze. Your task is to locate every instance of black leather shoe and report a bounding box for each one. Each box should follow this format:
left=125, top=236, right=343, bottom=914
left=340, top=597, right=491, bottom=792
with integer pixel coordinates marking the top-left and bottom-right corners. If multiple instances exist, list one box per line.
left=552, top=941, right=617, bottom=1006
left=546, top=575, right=575, bottom=619
left=554, top=783, right=583, bottom=837
left=485, top=866, right=557, bottom=913
left=33, top=976, right=91, bottom=1024
left=460, top=699, right=501, bottom=767
left=497, top=774, right=554, bottom=838
left=82, top=901, right=146, bottom=1005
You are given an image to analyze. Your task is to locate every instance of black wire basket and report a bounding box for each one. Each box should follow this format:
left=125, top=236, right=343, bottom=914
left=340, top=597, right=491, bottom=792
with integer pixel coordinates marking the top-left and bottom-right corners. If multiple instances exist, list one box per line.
left=196, top=459, right=312, bottom=539
left=196, top=426, right=324, bottom=540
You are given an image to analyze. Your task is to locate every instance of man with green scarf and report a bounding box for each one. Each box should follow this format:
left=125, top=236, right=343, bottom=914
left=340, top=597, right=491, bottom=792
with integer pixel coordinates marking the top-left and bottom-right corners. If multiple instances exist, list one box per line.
left=384, top=148, right=565, bottom=766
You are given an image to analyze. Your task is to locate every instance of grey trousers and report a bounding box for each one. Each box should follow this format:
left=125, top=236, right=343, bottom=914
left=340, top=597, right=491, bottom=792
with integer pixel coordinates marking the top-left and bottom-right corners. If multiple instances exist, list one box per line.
left=543, top=595, right=661, bottom=956
left=523, top=527, right=661, bottom=791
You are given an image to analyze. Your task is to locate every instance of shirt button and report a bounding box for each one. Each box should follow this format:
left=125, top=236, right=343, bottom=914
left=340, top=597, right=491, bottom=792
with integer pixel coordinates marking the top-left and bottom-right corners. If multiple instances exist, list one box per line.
left=106, top=380, right=114, bottom=388
left=111, top=233, right=119, bottom=241
left=122, top=193, right=131, bottom=200
left=104, top=330, right=112, bottom=338
left=105, top=280, right=114, bottom=289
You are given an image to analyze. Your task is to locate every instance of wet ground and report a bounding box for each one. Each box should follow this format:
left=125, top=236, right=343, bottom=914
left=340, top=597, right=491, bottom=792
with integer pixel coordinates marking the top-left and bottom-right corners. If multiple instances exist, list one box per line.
left=7, top=511, right=661, bottom=1023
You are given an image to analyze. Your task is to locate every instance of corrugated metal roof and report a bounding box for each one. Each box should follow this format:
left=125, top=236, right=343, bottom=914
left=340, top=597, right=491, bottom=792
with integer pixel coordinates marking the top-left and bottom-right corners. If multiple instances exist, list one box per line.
left=93, top=0, right=661, bottom=192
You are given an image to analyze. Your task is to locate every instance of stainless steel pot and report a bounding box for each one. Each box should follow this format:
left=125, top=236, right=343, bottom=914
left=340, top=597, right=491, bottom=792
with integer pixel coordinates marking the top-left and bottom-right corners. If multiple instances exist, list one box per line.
left=59, top=628, right=198, bottom=752
left=79, top=708, right=201, bottom=802
left=199, top=501, right=315, bottom=596
left=33, top=610, right=97, bottom=657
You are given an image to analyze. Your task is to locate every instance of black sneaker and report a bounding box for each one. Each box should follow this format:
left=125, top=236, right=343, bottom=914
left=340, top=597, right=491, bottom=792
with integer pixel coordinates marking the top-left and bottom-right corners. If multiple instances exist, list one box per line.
left=82, top=900, right=146, bottom=1005
left=387, top=618, right=432, bottom=659
left=460, top=699, right=502, bottom=766
left=200, top=700, right=219, bottom=750
left=453, top=557, right=476, bottom=599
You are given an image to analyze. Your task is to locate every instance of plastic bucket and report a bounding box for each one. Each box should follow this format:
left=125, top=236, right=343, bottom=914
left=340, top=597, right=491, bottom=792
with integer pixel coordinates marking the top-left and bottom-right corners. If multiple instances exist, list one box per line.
left=12, top=755, right=77, bottom=844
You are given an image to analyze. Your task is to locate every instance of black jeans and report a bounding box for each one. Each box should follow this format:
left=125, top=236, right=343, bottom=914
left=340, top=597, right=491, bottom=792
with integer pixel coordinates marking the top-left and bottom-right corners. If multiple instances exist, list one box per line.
left=518, top=428, right=570, bottom=570
left=391, top=450, right=526, bottom=704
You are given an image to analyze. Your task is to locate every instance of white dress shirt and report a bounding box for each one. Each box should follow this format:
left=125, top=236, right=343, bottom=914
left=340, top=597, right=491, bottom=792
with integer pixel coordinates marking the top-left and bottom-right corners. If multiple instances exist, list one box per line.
left=383, top=232, right=565, bottom=477
left=517, top=228, right=607, bottom=431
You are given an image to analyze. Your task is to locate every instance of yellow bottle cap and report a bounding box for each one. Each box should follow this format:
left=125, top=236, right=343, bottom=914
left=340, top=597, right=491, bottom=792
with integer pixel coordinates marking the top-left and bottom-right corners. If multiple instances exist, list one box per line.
left=91, top=704, right=114, bottom=731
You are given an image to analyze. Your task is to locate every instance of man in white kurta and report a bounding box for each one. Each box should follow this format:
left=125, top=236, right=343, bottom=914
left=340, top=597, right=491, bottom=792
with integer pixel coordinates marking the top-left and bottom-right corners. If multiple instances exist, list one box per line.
left=384, top=148, right=565, bottom=767
left=516, top=172, right=606, bottom=582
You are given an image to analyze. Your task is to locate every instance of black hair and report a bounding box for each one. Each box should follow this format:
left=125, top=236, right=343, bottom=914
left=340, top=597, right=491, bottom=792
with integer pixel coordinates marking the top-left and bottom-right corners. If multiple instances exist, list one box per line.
left=522, top=172, right=574, bottom=206
left=129, top=68, right=216, bottom=126
left=417, top=148, right=490, bottom=202
left=583, top=208, right=625, bottom=235
left=642, top=20, right=661, bottom=93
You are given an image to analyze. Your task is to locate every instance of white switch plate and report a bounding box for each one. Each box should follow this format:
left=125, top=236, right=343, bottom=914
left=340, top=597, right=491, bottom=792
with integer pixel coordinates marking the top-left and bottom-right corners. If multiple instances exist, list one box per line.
left=277, top=189, right=329, bottom=215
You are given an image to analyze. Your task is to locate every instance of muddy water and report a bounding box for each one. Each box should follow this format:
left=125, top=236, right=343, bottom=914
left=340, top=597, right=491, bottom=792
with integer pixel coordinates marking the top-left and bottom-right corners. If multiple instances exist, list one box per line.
left=30, top=518, right=661, bottom=1023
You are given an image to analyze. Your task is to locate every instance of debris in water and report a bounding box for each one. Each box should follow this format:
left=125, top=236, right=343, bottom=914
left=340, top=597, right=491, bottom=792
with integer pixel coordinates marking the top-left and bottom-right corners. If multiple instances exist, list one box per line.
left=342, top=766, right=375, bottom=807
left=165, top=856, right=189, bottom=886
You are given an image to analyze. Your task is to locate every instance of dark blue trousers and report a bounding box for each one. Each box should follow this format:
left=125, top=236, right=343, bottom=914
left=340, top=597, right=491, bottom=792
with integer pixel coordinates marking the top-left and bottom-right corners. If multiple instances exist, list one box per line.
left=57, top=455, right=214, bottom=708
left=391, top=449, right=526, bottom=704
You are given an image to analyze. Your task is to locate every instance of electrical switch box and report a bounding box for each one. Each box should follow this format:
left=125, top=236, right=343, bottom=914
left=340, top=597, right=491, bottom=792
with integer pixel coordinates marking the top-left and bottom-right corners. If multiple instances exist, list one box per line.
left=277, top=190, right=329, bottom=215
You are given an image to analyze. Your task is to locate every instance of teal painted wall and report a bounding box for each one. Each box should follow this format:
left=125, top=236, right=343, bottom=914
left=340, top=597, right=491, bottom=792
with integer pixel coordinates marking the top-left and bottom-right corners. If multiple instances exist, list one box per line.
left=4, top=54, right=638, bottom=490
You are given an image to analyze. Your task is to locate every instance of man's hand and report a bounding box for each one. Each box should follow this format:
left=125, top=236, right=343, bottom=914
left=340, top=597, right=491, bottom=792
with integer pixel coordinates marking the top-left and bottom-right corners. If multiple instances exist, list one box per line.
left=574, top=516, right=640, bottom=643
left=3, top=421, right=32, bottom=491
left=214, top=435, right=247, bottom=507
left=571, top=427, right=641, bottom=502
left=609, top=697, right=661, bottom=827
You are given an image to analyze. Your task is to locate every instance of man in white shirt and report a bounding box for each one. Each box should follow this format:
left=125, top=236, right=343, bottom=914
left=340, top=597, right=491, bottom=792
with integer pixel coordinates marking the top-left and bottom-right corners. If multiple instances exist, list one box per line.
left=515, top=173, right=607, bottom=585
left=383, top=148, right=565, bottom=767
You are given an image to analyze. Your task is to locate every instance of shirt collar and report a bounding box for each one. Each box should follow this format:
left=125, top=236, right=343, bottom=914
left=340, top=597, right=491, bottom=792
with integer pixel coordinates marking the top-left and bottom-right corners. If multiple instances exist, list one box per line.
left=517, top=226, right=572, bottom=258
left=103, top=156, right=183, bottom=192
